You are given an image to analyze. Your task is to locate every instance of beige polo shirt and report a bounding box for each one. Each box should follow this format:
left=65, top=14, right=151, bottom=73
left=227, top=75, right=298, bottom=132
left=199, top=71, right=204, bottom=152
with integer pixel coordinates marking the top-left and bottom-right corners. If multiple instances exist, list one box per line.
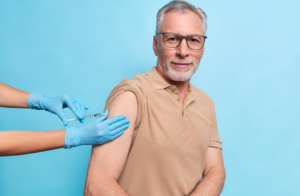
left=104, top=67, right=222, bottom=196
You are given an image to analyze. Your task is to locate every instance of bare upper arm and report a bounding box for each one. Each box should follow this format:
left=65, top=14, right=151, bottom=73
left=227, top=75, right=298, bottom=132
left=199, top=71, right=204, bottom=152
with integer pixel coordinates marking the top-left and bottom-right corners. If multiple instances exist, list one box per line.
left=86, top=91, right=138, bottom=183
left=203, top=147, right=225, bottom=177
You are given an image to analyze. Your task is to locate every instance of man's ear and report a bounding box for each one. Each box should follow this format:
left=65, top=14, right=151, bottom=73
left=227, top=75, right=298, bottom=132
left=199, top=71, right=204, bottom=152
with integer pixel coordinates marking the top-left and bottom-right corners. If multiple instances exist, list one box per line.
left=153, top=35, right=158, bottom=56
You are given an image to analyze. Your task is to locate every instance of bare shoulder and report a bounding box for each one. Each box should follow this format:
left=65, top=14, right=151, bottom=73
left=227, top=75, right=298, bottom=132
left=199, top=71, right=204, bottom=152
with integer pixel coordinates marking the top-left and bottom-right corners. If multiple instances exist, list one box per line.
left=106, top=91, right=138, bottom=129
left=108, top=91, right=138, bottom=115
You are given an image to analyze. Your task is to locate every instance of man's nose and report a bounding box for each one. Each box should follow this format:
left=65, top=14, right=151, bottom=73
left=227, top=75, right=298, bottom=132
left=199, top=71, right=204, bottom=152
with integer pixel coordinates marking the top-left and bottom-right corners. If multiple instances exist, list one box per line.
left=176, top=38, right=189, bottom=58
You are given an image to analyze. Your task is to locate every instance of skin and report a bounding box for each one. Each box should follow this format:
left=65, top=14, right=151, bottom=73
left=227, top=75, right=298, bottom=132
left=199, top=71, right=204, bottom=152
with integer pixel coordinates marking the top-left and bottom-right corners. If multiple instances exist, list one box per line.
left=0, top=130, right=65, bottom=156
left=85, top=10, right=225, bottom=196
left=0, top=83, right=65, bottom=156
left=0, top=82, right=30, bottom=108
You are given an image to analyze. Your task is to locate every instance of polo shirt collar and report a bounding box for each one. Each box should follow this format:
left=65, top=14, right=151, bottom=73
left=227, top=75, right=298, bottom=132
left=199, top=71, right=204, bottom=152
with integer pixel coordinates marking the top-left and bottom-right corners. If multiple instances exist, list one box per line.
left=148, top=67, right=197, bottom=101
left=148, top=67, right=172, bottom=90
left=148, top=67, right=194, bottom=92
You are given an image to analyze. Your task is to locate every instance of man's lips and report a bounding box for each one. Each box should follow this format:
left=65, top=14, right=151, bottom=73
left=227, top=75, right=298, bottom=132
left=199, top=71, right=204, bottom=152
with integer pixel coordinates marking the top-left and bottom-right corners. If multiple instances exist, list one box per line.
left=171, top=62, right=191, bottom=68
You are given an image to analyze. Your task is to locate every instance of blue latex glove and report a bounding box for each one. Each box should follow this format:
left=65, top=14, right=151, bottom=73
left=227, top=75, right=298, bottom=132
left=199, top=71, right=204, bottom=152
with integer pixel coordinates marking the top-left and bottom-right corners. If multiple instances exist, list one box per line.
left=27, top=93, right=88, bottom=126
left=64, top=110, right=129, bottom=148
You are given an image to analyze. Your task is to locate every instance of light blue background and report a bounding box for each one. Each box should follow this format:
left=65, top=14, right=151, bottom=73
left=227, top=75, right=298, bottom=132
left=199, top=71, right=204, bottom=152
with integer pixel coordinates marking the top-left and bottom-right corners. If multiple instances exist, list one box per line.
left=0, top=0, right=299, bottom=195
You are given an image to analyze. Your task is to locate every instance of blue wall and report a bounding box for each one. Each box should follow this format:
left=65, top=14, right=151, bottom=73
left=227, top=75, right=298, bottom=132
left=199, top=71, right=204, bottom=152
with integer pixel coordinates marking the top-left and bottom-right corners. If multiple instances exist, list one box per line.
left=0, top=0, right=299, bottom=195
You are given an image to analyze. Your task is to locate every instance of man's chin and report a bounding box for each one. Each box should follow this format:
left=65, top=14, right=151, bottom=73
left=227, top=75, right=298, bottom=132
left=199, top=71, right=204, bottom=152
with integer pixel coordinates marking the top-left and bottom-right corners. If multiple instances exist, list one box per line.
left=167, top=71, right=193, bottom=82
left=174, top=67, right=190, bottom=72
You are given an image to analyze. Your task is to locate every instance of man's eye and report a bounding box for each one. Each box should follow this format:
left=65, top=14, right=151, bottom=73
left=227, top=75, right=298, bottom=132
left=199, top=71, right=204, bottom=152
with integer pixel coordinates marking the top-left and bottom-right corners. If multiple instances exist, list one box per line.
left=190, top=38, right=201, bottom=43
left=167, top=37, right=177, bottom=41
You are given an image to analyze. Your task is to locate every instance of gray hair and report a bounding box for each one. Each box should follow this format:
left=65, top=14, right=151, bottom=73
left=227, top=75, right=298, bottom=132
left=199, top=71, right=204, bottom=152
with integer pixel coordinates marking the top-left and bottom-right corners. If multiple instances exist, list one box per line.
left=156, top=0, right=207, bottom=34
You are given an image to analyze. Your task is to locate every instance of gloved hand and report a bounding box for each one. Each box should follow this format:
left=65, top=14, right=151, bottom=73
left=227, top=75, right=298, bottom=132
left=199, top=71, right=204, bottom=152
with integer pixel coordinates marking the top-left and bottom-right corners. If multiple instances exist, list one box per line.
left=64, top=110, right=129, bottom=148
left=27, top=93, right=88, bottom=126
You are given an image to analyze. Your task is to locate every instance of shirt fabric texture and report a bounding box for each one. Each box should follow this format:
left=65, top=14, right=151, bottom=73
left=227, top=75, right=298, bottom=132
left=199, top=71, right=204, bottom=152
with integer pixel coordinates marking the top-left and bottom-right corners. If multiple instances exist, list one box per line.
left=104, top=67, right=222, bottom=196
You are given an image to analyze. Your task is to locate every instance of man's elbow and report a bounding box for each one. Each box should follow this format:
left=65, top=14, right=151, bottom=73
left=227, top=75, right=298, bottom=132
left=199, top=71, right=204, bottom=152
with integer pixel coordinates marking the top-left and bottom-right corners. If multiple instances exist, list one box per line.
left=204, top=164, right=226, bottom=184
left=84, top=181, right=96, bottom=196
left=84, top=176, right=121, bottom=196
left=220, top=167, right=226, bottom=184
left=84, top=179, right=127, bottom=196
left=215, top=164, right=226, bottom=183
left=84, top=178, right=106, bottom=196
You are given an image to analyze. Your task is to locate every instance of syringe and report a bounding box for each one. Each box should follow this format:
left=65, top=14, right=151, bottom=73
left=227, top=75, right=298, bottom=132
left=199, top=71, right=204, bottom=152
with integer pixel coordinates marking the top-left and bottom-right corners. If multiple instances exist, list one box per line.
left=66, top=113, right=104, bottom=122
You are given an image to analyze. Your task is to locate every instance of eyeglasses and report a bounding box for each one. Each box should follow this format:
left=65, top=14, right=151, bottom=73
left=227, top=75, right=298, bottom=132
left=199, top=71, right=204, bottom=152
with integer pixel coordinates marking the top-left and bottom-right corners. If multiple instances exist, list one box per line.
left=156, top=32, right=207, bottom=50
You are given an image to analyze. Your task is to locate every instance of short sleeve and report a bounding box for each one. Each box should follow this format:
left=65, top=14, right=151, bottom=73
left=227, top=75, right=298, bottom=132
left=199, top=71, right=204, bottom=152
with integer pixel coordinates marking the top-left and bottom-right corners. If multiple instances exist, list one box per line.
left=209, top=106, right=223, bottom=149
left=104, top=79, right=145, bottom=130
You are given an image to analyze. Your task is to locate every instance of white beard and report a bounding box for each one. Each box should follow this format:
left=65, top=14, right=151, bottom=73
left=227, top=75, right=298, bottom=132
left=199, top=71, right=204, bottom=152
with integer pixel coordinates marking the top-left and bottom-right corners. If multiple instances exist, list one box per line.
left=160, top=57, right=200, bottom=82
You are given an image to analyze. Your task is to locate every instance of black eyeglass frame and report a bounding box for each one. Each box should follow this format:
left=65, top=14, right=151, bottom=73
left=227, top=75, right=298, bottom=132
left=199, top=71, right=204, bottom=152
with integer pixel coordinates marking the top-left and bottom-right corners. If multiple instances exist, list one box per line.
left=156, top=32, right=207, bottom=50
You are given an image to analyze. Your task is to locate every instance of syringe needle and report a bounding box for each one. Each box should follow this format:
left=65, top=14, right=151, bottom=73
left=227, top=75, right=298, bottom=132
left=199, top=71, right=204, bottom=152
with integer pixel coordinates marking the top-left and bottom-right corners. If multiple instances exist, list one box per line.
left=66, top=113, right=104, bottom=122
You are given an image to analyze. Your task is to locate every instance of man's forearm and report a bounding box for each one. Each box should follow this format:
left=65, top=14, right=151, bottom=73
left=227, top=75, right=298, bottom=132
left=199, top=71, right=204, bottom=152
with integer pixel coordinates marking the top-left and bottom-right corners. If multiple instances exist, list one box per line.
left=84, top=179, right=130, bottom=196
left=189, top=167, right=225, bottom=196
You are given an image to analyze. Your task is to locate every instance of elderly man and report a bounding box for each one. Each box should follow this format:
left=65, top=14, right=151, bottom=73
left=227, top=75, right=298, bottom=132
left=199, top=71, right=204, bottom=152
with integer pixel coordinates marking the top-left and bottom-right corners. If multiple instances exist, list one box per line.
left=84, top=1, right=225, bottom=195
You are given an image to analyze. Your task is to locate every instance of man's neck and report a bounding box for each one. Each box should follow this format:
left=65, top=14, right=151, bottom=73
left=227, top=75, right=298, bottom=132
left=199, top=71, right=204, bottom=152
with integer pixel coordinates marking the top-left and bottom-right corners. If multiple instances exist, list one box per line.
left=155, top=66, right=190, bottom=101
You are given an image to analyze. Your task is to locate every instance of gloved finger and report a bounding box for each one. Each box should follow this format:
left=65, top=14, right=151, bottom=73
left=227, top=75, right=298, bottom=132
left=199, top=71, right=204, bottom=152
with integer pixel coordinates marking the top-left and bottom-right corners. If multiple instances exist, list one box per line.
left=57, top=111, right=68, bottom=126
left=65, top=98, right=83, bottom=120
left=109, top=119, right=130, bottom=130
left=79, top=102, right=86, bottom=116
left=110, top=130, right=125, bottom=140
left=110, top=124, right=129, bottom=135
left=73, top=102, right=83, bottom=117
left=83, top=102, right=89, bottom=110
left=96, top=110, right=109, bottom=122
left=105, top=115, right=126, bottom=125
left=77, top=99, right=89, bottom=110
left=74, top=102, right=85, bottom=123
left=79, top=103, right=86, bottom=123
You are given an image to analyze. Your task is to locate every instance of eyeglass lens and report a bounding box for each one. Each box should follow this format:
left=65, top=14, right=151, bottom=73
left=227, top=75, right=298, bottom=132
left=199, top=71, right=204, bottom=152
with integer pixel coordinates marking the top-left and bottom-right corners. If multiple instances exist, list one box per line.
left=163, top=33, right=205, bottom=50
